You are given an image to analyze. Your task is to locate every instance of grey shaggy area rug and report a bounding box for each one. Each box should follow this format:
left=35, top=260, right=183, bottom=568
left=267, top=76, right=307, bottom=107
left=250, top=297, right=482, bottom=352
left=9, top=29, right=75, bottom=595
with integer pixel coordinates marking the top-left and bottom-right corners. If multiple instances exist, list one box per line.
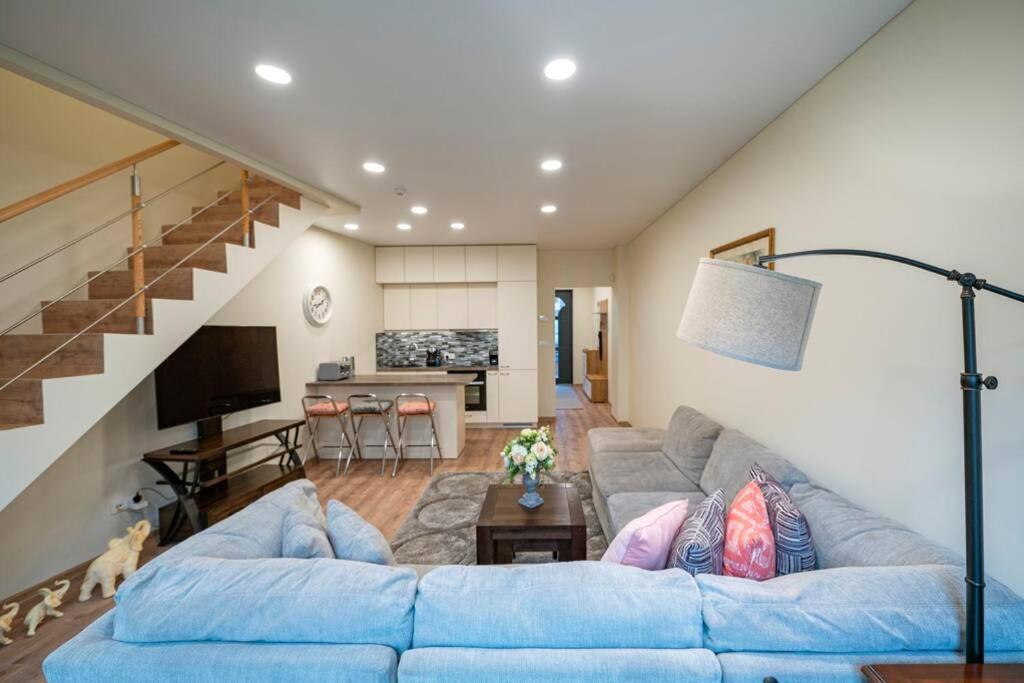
left=390, top=470, right=608, bottom=565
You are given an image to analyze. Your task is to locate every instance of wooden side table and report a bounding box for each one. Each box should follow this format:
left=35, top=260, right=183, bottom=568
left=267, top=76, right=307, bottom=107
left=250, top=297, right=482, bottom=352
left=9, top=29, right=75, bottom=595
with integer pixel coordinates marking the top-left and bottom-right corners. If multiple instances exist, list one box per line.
left=862, top=664, right=1024, bottom=682
left=476, top=483, right=587, bottom=564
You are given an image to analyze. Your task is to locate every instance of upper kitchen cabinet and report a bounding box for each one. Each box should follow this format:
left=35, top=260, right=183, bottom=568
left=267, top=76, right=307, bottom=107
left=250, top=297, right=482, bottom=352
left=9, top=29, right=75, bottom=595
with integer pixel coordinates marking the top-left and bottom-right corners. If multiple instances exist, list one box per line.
left=404, top=247, right=435, bottom=282
left=465, top=246, right=498, bottom=282
left=409, top=284, right=439, bottom=329
left=383, top=285, right=411, bottom=329
left=434, top=247, right=466, bottom=282
left=436, top=284, right=469, bottom=329
left=467, top=283, right=498, bottom=328
left=376, top=247, right=405, bottom=283
left=497, top=281, right=537, bottom=370
left=497, top=245, right=537, bottom=281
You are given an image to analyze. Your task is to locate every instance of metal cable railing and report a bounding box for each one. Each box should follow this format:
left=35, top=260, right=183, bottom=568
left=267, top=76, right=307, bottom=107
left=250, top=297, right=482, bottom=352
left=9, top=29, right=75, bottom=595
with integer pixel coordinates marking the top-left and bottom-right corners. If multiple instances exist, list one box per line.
left=0, top=189, right=280, bottom=393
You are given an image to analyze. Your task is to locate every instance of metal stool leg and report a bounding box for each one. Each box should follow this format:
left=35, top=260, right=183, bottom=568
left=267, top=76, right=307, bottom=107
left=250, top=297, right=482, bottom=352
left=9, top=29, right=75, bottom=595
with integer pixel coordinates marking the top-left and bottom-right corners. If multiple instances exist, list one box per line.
left=341, top=412, right=358, bottom=476
left=428, top=411, right=443, bottom=473
left=385, top=410, right=403, bottom=478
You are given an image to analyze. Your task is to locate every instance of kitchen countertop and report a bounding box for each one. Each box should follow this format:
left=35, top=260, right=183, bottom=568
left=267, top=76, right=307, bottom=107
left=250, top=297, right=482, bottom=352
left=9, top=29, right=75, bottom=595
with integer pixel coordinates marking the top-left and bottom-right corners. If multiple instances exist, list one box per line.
left=308, top=374, right=476, bottom=386
left=377, top=365, right=494, bottom=372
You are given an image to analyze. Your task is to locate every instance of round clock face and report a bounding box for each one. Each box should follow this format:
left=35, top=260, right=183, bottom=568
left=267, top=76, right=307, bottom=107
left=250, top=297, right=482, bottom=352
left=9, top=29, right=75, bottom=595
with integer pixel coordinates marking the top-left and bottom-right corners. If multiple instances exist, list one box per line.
left=303, top=283, right=332, bottom=326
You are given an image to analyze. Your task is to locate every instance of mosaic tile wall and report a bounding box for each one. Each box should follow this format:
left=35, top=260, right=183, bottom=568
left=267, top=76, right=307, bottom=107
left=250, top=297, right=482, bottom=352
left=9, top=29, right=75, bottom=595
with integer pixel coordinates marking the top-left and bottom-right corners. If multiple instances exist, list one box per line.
left=376, top=329, right=498, bottom=368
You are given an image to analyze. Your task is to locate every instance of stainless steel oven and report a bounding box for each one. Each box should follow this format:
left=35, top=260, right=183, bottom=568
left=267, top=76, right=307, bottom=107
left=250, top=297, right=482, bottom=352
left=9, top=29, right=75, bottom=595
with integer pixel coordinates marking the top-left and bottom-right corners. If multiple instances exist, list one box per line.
left=448, top=370, right=486, bottom=412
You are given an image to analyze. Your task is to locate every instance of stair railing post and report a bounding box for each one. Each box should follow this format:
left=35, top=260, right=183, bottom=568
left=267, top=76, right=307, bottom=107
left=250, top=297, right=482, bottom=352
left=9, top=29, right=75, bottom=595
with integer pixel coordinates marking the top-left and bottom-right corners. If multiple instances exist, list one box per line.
left=130, top=166, right=145, bottom=334
left=240, top=169, right=251, bottom=247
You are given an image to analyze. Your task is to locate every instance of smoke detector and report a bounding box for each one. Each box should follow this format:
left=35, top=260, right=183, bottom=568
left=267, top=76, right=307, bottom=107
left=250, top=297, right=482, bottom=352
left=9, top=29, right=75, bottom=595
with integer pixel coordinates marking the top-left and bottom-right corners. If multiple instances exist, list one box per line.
left=394, top=186, right=407, bottom=197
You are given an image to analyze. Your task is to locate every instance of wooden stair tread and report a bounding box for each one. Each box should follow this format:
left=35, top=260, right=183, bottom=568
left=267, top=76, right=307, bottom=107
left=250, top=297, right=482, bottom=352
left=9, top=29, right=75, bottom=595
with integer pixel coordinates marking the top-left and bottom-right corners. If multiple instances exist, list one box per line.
left=41, top=298, right=153, bottom=335
left=0, top=378, right=44, bottom=429
left=88, top=268, right=194, bottom=301
left=133, top=243, right=227, bottom=273
left=0, top=334, right=104, bottom=379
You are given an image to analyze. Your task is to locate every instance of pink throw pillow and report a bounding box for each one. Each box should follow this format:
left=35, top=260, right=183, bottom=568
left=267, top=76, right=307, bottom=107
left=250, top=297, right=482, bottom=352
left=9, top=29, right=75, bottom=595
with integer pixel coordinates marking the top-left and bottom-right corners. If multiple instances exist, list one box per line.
left=723, top=481, right=776, bottom=580
left=602, top=500, right=690, bottom=570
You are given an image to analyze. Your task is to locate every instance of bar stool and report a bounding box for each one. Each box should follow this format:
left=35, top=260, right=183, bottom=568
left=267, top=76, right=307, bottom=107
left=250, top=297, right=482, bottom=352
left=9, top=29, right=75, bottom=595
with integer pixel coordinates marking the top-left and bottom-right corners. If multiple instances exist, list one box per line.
left=348, top=394, right=401, bottom=477
left=395, top=393, right=444, bottom=474
left=301, top=395, right=360, bottom=476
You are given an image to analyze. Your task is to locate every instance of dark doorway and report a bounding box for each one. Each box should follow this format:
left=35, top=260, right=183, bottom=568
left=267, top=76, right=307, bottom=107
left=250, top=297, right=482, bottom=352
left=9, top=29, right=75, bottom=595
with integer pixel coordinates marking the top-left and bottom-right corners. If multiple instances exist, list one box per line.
left=555, top=290, right=573, bottom=384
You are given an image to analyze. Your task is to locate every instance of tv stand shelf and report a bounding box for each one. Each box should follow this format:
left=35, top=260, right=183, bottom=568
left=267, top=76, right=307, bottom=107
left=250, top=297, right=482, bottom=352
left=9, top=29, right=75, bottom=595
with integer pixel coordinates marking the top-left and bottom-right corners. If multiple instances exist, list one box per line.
left=143, top=419, right=305, bottom=545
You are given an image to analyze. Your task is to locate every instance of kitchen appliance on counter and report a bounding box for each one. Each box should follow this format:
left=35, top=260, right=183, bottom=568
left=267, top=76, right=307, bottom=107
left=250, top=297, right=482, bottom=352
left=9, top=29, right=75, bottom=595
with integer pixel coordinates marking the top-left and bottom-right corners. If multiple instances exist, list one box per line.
left=426, top=346, right=442, bottom=367
left=489, top=347, right=499, bottom=366
left=447, top=369, right=486, bottom=411
left=316, top=356, right=354, bottom=381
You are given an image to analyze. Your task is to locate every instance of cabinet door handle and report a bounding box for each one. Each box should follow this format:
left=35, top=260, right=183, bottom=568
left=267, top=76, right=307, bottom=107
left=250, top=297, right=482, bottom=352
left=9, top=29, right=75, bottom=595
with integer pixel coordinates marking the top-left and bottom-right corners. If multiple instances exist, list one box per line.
left=500, top=372, right=510, bottom=376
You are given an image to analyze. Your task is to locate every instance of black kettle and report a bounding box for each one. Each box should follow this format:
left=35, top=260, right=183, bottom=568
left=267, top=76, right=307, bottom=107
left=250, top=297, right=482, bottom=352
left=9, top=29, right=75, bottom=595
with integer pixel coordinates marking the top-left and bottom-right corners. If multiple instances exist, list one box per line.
left=426, top=347, right=442, bottom=367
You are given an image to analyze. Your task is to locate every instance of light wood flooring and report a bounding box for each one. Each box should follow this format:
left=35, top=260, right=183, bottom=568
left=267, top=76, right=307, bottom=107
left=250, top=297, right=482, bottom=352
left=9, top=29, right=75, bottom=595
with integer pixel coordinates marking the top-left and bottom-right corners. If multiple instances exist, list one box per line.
left=0, top=385, right=617, bottom=682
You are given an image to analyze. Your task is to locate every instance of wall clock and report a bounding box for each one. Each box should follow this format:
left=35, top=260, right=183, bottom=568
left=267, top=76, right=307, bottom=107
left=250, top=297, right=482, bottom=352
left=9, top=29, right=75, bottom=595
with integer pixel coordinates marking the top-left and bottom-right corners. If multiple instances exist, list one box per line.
left=303, top=283, right=332, bottom=326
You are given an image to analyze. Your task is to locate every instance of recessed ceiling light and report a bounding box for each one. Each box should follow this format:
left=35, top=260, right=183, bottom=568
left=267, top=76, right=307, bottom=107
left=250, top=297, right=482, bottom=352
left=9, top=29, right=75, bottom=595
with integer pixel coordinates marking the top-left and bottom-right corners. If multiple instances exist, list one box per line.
left=343, top=223, right=359, bottom=231
left=450, top=222, right=465, bottom=230
left=410, top=205, right=428, bottom=215
left=362, top=161, right=386, bottom=174
left=541, top=204, right=558, bottom=214
left=397, top=222, right=412, bottom=231
left=540, top=158, right=563, bottom=172
left=544, top=58, right=576, bottom=81
left=254, top=64, right=292, bottom=85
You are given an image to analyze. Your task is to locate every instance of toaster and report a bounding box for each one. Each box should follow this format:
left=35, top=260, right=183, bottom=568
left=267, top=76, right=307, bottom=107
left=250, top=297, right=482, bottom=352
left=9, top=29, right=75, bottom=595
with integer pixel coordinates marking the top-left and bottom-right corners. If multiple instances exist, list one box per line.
left=316, top=356, right=354, bottom=381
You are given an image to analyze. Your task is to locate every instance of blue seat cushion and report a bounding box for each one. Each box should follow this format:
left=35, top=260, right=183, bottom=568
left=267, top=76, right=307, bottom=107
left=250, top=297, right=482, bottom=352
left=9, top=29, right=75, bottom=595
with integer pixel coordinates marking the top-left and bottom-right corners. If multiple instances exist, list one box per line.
left=44, top=612, right=398, bottom=683
left=114, top=557, right=416, bottom=652
left=398, top=647, right=721, bottom=683
left=698, top=564, right=1024, bottom=653
left=413, top=562, right=703, bottom=649
left=326, top=499, right=396, bottom=565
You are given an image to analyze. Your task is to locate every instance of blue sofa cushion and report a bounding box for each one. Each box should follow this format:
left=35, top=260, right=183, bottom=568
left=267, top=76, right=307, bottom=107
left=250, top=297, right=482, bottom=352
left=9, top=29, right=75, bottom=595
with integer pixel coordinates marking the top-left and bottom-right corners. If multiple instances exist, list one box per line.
left=668, top=489, right=725, bottom=576
left=700, top=429, right=807, bottom=505
left=282, top=495, right=334, bottom=560
left=660, top=406, right=724, bottom=485
left=398, top=647, right=722, bottom=683
left=114, top=557, right=417, bottom=652
left=326, top=499, right=396, bottom=565
left=44, top=611, right=399, bottom=683
left=698, top=564, right=1024, bottom=653
left=413, top=561, right=703, bottom=649
left=789, top=482, right=962, bottom=568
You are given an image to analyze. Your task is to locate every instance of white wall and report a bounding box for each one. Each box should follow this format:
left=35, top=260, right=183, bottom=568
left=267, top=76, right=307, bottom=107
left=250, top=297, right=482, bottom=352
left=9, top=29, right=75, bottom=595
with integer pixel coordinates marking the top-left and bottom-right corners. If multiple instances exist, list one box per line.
left=0, top=227, right=380, bottom=598
left=625, top=0, right=1024, bottom=592
left=566, top=287, right=595, bottom=384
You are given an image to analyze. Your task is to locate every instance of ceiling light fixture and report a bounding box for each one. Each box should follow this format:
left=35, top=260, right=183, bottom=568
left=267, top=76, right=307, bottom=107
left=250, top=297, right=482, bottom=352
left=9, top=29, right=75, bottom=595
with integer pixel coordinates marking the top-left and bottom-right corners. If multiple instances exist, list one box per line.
left=450, top=222, right=465, bottom=230
left=540, top=158, right=563, bottom=172
left=541, top=204, right=558, bottom=214
left=397, top=222, right=412, bottom=231
left=410, top=205, right=428, bottom=215
left=254, top=64, right=292, bottom=85
left=343, top=223, right=359, bottom=231
left=544, top=58, right=576, bottom=81
left=362, top=161, right=386, bottom=174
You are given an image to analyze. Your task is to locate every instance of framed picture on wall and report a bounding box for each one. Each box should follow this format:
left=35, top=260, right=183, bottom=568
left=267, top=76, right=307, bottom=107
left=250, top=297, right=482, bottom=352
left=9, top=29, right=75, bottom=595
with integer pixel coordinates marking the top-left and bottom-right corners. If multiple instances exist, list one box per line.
left=710, top=228, right=776, bottom=270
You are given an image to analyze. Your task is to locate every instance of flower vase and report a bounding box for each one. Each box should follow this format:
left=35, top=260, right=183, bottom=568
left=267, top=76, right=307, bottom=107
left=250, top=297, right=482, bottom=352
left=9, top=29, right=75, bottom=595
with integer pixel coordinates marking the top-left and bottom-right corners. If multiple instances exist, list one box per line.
left=518, top=471, right=544, bottom=509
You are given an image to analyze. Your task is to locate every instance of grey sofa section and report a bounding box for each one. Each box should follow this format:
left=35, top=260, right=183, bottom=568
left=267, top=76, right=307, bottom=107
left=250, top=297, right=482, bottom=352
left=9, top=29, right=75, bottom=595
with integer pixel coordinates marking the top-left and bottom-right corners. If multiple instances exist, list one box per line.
left=661, top=406, right=724, bottom=484
left=588, top=427, right=667, bottom=454
left=789, top=482, right=962, bottom=568
left=606, top=491, right=708, bottom=538
left=699, top=428, right=808, bottom=504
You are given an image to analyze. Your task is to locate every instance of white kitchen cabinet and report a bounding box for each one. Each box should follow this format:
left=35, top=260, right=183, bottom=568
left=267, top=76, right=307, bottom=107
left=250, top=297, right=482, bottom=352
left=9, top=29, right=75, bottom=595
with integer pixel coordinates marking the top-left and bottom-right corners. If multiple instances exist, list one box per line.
left=383, top=285, right=411, bottom=330
left=497, top=245, right=537, bottom=281
left=498, top=369, right=538, bottom=423
left=465, top=246, right=498, bottom=281
left=436, top=284, right=468, bottom=329
left=497, top=281, right=537, bottom=370
left=409, top=284, right=438, bottom=329
left=375, top=247, right=405, bottom=283
left=433, top=247, right=466, bottom=282
left=467, top=283, right=498, bottom=329
left=404, top=247, right=435, bottom=282
left=486, top=370, right=500, bottom=423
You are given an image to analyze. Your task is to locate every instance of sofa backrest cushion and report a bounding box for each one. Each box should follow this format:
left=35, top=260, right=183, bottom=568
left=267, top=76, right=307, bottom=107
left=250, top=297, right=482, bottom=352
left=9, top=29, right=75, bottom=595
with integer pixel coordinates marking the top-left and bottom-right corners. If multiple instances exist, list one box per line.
left=700, top=430, right=807, bottom=504
left=413, top=561, right=703, bottom=649
left=698, top=564, right=1024, bottom=653
left=114, top=557, right=417, bottom=652
left=661, top=406, right=724, bottom=484
left=282, top=501, right=335, bottom=560
left=788, top=482, right=961, bottom=569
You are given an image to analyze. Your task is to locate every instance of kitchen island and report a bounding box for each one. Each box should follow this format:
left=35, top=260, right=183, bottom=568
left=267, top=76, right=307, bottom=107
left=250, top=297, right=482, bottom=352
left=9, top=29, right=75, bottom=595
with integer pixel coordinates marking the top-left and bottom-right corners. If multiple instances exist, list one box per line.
left=305, top=373, right=474, bottom=462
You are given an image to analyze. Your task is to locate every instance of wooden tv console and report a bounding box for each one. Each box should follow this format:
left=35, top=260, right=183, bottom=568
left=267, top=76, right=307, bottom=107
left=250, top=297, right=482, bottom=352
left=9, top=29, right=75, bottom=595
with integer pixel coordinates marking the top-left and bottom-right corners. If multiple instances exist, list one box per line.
left=143, top=418, right=305, bottom=545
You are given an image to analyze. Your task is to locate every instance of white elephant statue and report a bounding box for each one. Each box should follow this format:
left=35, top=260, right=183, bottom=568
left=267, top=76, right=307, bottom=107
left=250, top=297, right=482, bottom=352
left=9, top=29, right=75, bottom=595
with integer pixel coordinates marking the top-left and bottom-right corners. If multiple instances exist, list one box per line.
left=0, top=602, right=18, bottom=645
left=24, top=579, right=70, bottom=637
left=78, top=519, right=152, bottom=601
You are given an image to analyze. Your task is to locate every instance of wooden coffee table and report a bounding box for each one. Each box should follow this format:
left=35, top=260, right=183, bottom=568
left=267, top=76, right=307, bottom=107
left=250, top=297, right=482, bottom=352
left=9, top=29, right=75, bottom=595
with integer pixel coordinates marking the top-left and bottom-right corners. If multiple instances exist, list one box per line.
left=475, top=483, right=587, bottom=564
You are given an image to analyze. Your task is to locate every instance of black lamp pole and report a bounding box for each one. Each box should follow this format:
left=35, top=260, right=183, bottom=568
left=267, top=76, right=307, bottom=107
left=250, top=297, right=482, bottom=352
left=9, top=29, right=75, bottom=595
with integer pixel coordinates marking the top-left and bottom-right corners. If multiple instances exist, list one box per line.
left=757, top=249, right=1024, bottom=664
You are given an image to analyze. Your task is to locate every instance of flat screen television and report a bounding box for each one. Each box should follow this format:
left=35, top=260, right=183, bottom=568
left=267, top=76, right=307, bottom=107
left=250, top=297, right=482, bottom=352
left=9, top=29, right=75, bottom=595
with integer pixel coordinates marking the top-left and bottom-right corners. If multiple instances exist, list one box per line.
left=155, top=325, right=281, bottom=430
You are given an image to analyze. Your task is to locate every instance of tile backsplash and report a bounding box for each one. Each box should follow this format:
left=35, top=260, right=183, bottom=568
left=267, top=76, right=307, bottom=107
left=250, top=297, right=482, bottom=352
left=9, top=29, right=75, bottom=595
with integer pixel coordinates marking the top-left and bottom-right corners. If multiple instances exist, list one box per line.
left=376, top=330, right=498, bottom=367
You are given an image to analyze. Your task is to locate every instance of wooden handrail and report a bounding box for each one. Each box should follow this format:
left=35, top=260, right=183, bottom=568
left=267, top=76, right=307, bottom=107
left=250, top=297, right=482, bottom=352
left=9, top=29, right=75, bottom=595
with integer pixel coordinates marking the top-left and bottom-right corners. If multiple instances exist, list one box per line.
left=0, top=139, right=180, bottom=224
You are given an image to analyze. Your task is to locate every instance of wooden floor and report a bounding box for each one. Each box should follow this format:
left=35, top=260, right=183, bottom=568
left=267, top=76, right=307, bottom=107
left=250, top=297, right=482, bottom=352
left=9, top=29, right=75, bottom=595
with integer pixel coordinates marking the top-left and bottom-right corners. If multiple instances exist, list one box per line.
left=0, top=386, right=617, bottom=682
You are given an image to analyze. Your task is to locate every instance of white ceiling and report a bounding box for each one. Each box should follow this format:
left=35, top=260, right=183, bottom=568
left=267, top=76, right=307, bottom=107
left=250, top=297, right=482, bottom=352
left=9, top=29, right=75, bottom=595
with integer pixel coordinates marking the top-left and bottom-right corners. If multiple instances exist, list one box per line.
left=0, top=1, right=908, bottom=248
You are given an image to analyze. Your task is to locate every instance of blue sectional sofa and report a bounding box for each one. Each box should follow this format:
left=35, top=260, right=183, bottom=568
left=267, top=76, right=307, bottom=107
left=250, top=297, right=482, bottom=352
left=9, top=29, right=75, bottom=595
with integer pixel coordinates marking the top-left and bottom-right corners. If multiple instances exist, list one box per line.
left=46, top=408, right=1024, bottom=682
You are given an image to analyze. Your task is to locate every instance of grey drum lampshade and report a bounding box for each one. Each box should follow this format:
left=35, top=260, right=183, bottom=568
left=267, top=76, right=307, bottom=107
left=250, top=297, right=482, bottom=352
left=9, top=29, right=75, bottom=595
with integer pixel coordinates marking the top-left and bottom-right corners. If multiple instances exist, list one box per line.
left=677, top=258, right=822, bottom=371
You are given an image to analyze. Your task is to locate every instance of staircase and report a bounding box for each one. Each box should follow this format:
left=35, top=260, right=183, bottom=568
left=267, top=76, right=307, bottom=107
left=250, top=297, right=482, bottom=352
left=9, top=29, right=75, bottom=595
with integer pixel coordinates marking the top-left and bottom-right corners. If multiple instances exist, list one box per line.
left=0, top=163, right=326, bottom=511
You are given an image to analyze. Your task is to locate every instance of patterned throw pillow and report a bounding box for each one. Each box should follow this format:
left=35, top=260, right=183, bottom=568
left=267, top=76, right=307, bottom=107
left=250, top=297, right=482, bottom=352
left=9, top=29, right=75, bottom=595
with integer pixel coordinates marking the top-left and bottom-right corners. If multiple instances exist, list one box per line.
left=750, top=463, right=816, bottom=575
left=723, top=481, right=776, bottom=580
left=668, top=489, right=726, bottom=575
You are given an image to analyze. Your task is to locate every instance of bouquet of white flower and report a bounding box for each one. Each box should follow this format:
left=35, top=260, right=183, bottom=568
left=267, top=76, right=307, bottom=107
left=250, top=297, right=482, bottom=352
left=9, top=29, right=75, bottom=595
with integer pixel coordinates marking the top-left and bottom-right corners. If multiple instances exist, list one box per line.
left=501, top=426, right=557, bottom=481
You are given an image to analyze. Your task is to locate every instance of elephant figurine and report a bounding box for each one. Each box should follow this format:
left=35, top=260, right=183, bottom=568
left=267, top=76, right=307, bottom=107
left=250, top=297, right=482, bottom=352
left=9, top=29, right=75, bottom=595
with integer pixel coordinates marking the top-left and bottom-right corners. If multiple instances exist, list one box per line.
left=24, top=580, right=70, bottom=637
left=0, top=602, right=18, bottom=645
left=78, top=519, right=152, bottom=601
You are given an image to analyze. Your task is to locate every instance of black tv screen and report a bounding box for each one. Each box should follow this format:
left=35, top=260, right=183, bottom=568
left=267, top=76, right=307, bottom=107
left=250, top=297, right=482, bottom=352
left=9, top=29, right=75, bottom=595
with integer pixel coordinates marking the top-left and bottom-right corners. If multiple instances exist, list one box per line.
left=155, top=326, right=281, bottom=429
